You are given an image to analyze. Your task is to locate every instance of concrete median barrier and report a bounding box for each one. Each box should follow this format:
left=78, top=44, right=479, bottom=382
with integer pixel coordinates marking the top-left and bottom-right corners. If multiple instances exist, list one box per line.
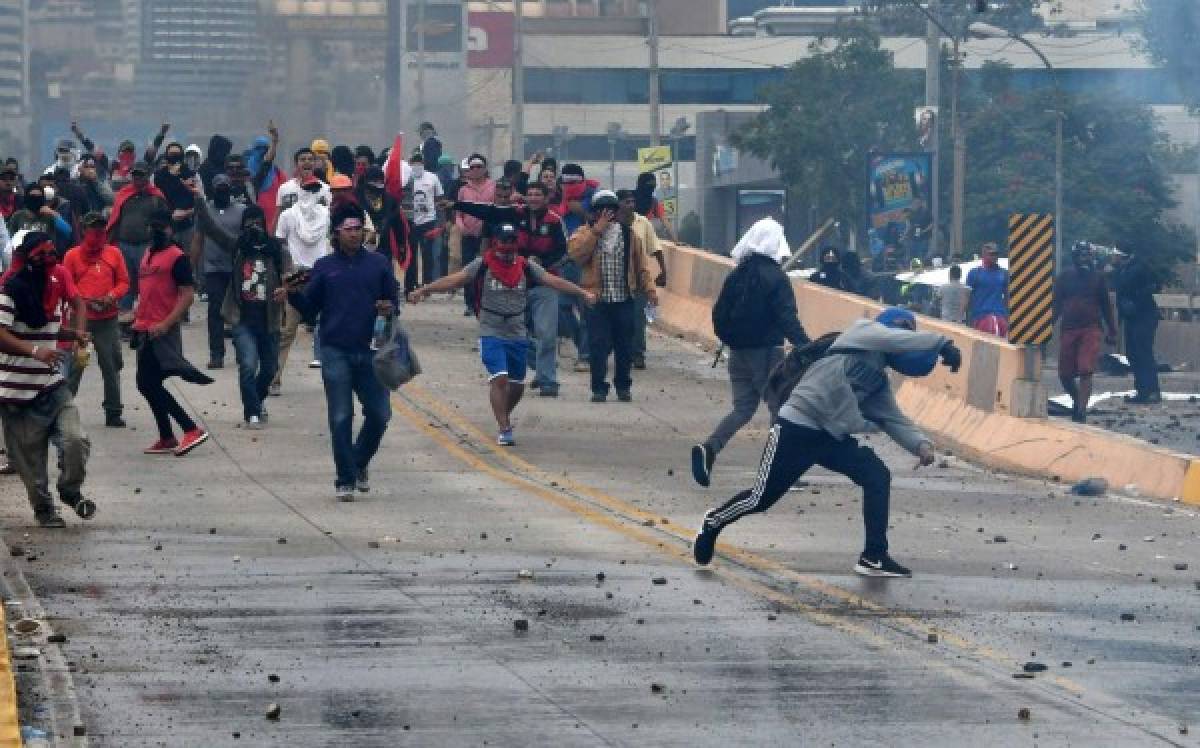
left=654, top=243, right=1200, bottom=506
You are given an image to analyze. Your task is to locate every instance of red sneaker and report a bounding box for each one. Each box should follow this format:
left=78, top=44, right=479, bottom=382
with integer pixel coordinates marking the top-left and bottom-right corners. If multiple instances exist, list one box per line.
left=174, top=429, right=209, bottom=457
left=144, top=438, right=179, bottom=455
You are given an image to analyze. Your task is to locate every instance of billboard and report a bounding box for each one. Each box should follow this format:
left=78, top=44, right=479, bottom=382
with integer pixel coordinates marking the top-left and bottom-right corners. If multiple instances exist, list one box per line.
left=866, top=152, right=931, bottom=253
left=467, top=11, right=515, bottom=68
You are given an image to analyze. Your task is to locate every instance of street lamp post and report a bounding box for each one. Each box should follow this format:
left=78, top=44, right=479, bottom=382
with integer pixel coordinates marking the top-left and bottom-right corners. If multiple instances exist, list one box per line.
left=669, top=116, right=690, bottom=236
left=606, top=122, right=624, bottom=188
left=969, top=22, right=1065, bottom=274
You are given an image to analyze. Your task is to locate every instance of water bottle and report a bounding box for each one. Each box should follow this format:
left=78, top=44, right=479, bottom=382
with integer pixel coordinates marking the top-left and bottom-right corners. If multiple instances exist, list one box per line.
left=371, top=314, right=389, bottom=351
left=644, top=303, right=658, bottom=324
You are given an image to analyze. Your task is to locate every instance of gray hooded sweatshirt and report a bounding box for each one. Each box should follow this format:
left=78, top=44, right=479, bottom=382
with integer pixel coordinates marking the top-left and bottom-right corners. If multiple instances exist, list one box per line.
left=778, top=319, right=948, bottom=455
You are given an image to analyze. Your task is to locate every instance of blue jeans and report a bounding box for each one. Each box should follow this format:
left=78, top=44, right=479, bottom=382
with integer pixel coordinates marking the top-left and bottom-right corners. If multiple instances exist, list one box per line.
left=117, top=241, right=148, bottom=311
left=559, top=260, right=589, bottom=359
left=320, top=345, right=391, bottom=489
left=528, top=285, right=560, bottom=389
left=231, top=323, right=279, bottom=421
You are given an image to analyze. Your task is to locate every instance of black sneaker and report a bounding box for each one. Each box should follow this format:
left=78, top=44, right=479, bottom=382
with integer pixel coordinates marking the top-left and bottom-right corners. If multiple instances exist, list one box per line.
left=538, top=387, right=559, bottom=398
left=632, top=354, right=646, bottom=370
left=105, top=413, right=127, bottom=428
left=691, top=443, right=714, bottom=487
left=72, top=498, right=97, bottom=520
left=616, top=390, right=632, bottom=402
left=35, top=513, right=66, bottom=529
left=854, top=553, right=912, bottom=578
left=590, top=393, right=607, bottom=403
left=530, top=380, right=541, bottom=390
left=693, top=510, right=721, bottom=565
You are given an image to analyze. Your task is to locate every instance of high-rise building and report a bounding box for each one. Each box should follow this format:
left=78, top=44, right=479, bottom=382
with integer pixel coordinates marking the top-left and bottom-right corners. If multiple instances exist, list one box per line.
left=0, top=0, right=29, bottom=116
left=134, top=0, right=262, bottom=120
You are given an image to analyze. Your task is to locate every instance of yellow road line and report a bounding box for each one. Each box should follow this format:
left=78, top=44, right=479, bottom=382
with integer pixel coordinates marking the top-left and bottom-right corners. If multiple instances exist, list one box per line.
left=400, top=383, right=1093, bottom=697
left=0, top=604, right=22, bottom=747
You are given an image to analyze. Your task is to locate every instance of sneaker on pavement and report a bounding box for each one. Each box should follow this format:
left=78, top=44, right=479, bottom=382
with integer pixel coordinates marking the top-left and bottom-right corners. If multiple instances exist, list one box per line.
left=105, top=413, right=127, bottom=428
left=590, top=393, right=606, bottom=403
left=246, top=415, right=264, bottom=430
left=336, top=485, right=355, bottom=502
left=70, top=498, right=97, bottom=520
left=35, top=513, right=66, bottom=529
left=497, top=429, right=515, bottom=447
left=853, top=553, right=912, bottom=578
left=0, top=461, right=14, bottom=475
left=616, top=390, right=632, bottom=402
left=691, top=443, right=714, bottom=487
left=356, top=468, right=370, bottom=493
left=269, top=383, right=282, bottom=397
left=693, top=510, right=722, bottom=565
left=144, top=438, right=179, bottom=455
left=632, top=354, right=646, bottom=370
left=308, top=360, right=322, bottom=369
left=538, top=387, right=559, bottom=398
left=174, top=429, right=209, bottom=457
left=530, top=380, right=541, bottom=390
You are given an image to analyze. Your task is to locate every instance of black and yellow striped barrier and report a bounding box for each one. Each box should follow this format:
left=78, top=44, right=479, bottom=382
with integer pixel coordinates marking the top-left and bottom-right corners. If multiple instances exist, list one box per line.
left=1007, top=213, right=1056, bottom=345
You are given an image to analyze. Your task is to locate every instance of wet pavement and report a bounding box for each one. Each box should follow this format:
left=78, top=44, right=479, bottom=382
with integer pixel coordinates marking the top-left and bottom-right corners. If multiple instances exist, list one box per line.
left=1, top=297, right=1197, bottom=746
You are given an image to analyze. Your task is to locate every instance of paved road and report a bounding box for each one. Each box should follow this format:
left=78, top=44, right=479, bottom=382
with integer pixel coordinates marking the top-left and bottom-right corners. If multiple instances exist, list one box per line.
left=2, top=297, right=1197, bottom=746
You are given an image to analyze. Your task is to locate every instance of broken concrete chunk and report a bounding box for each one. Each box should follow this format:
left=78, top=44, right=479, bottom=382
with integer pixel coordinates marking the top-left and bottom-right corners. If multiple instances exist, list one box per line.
left=513, top=619, right=529, bottom=632
left=1022, top=662, right=1048, bottom=673
left=1018, top=707, right=1031, bottom=721
left=651, top=576, right=667, bottom=585
left=265, top=703, right=281, bottom=721
left=1120, top=612, right=1137, bottom=622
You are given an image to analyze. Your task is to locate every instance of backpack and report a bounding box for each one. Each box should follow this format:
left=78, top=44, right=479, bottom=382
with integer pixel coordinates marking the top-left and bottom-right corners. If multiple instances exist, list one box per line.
left=467, top=261, right=539, bottom=318
left=712, top=256, right=768, bottom=347
left=763, top=331, right=841, bottom=415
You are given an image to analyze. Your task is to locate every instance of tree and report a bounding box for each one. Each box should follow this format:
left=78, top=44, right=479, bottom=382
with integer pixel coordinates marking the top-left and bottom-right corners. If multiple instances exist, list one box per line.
left=957, top=63, right=1195, bottom=278
left=731, top=30, right=920, bottom=236
left=1136, top=0, right=1200, bottom=113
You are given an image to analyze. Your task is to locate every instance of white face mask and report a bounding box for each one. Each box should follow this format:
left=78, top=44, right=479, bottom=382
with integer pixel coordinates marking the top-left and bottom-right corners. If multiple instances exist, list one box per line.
left=411, top=164, right=425, bottom=178
left=43, top=186, right=56, bottom=202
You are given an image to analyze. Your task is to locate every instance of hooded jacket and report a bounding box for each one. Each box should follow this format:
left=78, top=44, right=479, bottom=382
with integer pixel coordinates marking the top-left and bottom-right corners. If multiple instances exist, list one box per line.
left=199, top=135, right=233, bottom=195
left=195, top=200, right=291, bottom=332
left=779, top=319, right=947, bottom=455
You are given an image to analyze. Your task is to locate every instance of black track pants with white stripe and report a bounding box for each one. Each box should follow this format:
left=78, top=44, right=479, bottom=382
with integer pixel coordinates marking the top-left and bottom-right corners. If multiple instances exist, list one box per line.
left=708, top=418, right=892, bottom=557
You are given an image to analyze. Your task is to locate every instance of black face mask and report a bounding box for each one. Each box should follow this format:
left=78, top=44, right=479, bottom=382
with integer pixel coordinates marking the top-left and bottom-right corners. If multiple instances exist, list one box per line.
left=24, top=193, right=44, bottom=212
left=150, top=227, right=171, bottom=249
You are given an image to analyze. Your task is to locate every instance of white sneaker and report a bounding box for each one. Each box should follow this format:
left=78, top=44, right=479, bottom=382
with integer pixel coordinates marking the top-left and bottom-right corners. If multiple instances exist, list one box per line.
left=246, top=415, right=264, bottom=430
left=335, top=486, right=355, bottom=502
left=308, top=360, right=322, bottom=369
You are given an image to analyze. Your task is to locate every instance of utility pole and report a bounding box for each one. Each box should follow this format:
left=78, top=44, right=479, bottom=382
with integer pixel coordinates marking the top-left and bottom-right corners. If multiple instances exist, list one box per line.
left=416, top=0, right=427, bottom=124
left=385, top=0, right=403, bottom=135
left=951, top=40, right=964, bottom=257
left=511, top=0, right=525, bottom=160
left=647, top=0, right=661, bottom=146
left=924, top=0, right=941, bottom=258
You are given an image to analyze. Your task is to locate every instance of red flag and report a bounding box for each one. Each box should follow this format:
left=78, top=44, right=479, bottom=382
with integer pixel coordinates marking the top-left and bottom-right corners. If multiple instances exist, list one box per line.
left=382, top=133, right=413, bottom=272
left=384, top=133, right=405, bottom=201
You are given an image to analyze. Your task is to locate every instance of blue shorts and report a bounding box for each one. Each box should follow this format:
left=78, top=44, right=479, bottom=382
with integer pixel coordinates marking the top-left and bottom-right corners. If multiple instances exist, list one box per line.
left=480, top=336, right=528, bottom=382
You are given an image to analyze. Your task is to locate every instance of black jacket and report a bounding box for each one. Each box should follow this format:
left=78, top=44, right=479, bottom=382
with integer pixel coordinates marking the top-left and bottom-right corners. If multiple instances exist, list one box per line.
left=1113, top=256, right=1159, bottom=321
left=737, top=254, right=809, bottom=348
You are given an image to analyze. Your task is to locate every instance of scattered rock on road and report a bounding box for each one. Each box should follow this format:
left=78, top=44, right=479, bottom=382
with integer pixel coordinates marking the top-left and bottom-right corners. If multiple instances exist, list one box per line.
left=265, top=703, right=281, bottom=721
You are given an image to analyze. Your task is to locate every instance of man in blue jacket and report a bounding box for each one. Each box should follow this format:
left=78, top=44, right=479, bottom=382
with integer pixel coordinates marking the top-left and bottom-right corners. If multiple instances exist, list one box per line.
left=693, top=308, right=961, bottom=578
left=279, top=202, right=399, bottom=502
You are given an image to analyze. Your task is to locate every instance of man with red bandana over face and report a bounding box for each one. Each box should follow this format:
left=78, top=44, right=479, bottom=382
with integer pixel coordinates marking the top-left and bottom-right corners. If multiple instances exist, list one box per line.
left=0, top=231, right=95, bottom=528
left=63, top=212, right=131, bottom=427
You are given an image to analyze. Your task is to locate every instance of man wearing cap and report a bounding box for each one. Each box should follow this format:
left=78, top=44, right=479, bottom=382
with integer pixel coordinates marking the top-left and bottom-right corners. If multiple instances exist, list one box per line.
left=567, top=190, right=658, bottom=402
left=455, top=154, right=495, bottom=315
left=409, top=222, right=594, bottom=445
left=190, top=174, right=246, bottom=369
left=279, top=202, right=399, bottom=501
left=442, top=181, right=569, bottom=396
left=408, top=151, right=444, bottom=289
left=106, top=162, right=169, bottom=320
left=311, top=139, right=333, bottom=182
left=273, top=175, right=331, bottom=386
left=63, top=212, right=130, bottom=427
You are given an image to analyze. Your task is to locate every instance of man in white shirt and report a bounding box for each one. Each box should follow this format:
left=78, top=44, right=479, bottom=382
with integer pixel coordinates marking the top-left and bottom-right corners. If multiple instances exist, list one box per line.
left=408, top=151, right=444, bottom=290
left=272, top=176, right=330, bottom=392
left=275, top=148, right=330, bottom=218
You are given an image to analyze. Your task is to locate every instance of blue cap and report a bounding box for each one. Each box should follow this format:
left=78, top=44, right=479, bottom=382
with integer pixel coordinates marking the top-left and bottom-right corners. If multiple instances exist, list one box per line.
left=876, top=307, right=916, bottom=329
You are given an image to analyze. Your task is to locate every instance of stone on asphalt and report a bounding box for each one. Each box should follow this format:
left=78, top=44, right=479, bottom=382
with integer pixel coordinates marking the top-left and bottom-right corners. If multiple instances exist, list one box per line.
left=1018, top=708, right=1031, bottom=721
left=265, top=703, right=281, bottom=720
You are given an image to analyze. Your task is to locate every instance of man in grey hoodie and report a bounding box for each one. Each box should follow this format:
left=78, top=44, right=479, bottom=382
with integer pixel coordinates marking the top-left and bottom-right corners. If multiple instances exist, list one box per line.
left=692, top=307, right=961, bottom=577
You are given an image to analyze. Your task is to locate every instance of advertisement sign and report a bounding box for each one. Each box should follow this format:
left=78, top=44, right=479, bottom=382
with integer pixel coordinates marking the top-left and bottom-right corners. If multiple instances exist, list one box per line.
left=866, top=152, right=932, bottom=254
left=407, top=3, right=464, bottom=52
left=467, top=11, right=514, bottom=68
left=637, top=146, right=672, bottom=173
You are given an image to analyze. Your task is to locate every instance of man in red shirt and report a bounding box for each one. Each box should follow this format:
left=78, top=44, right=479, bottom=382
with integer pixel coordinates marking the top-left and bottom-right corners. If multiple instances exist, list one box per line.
left=64, top=212, right=131, bottom=427
left=133, top=210, right=210, bottom=456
